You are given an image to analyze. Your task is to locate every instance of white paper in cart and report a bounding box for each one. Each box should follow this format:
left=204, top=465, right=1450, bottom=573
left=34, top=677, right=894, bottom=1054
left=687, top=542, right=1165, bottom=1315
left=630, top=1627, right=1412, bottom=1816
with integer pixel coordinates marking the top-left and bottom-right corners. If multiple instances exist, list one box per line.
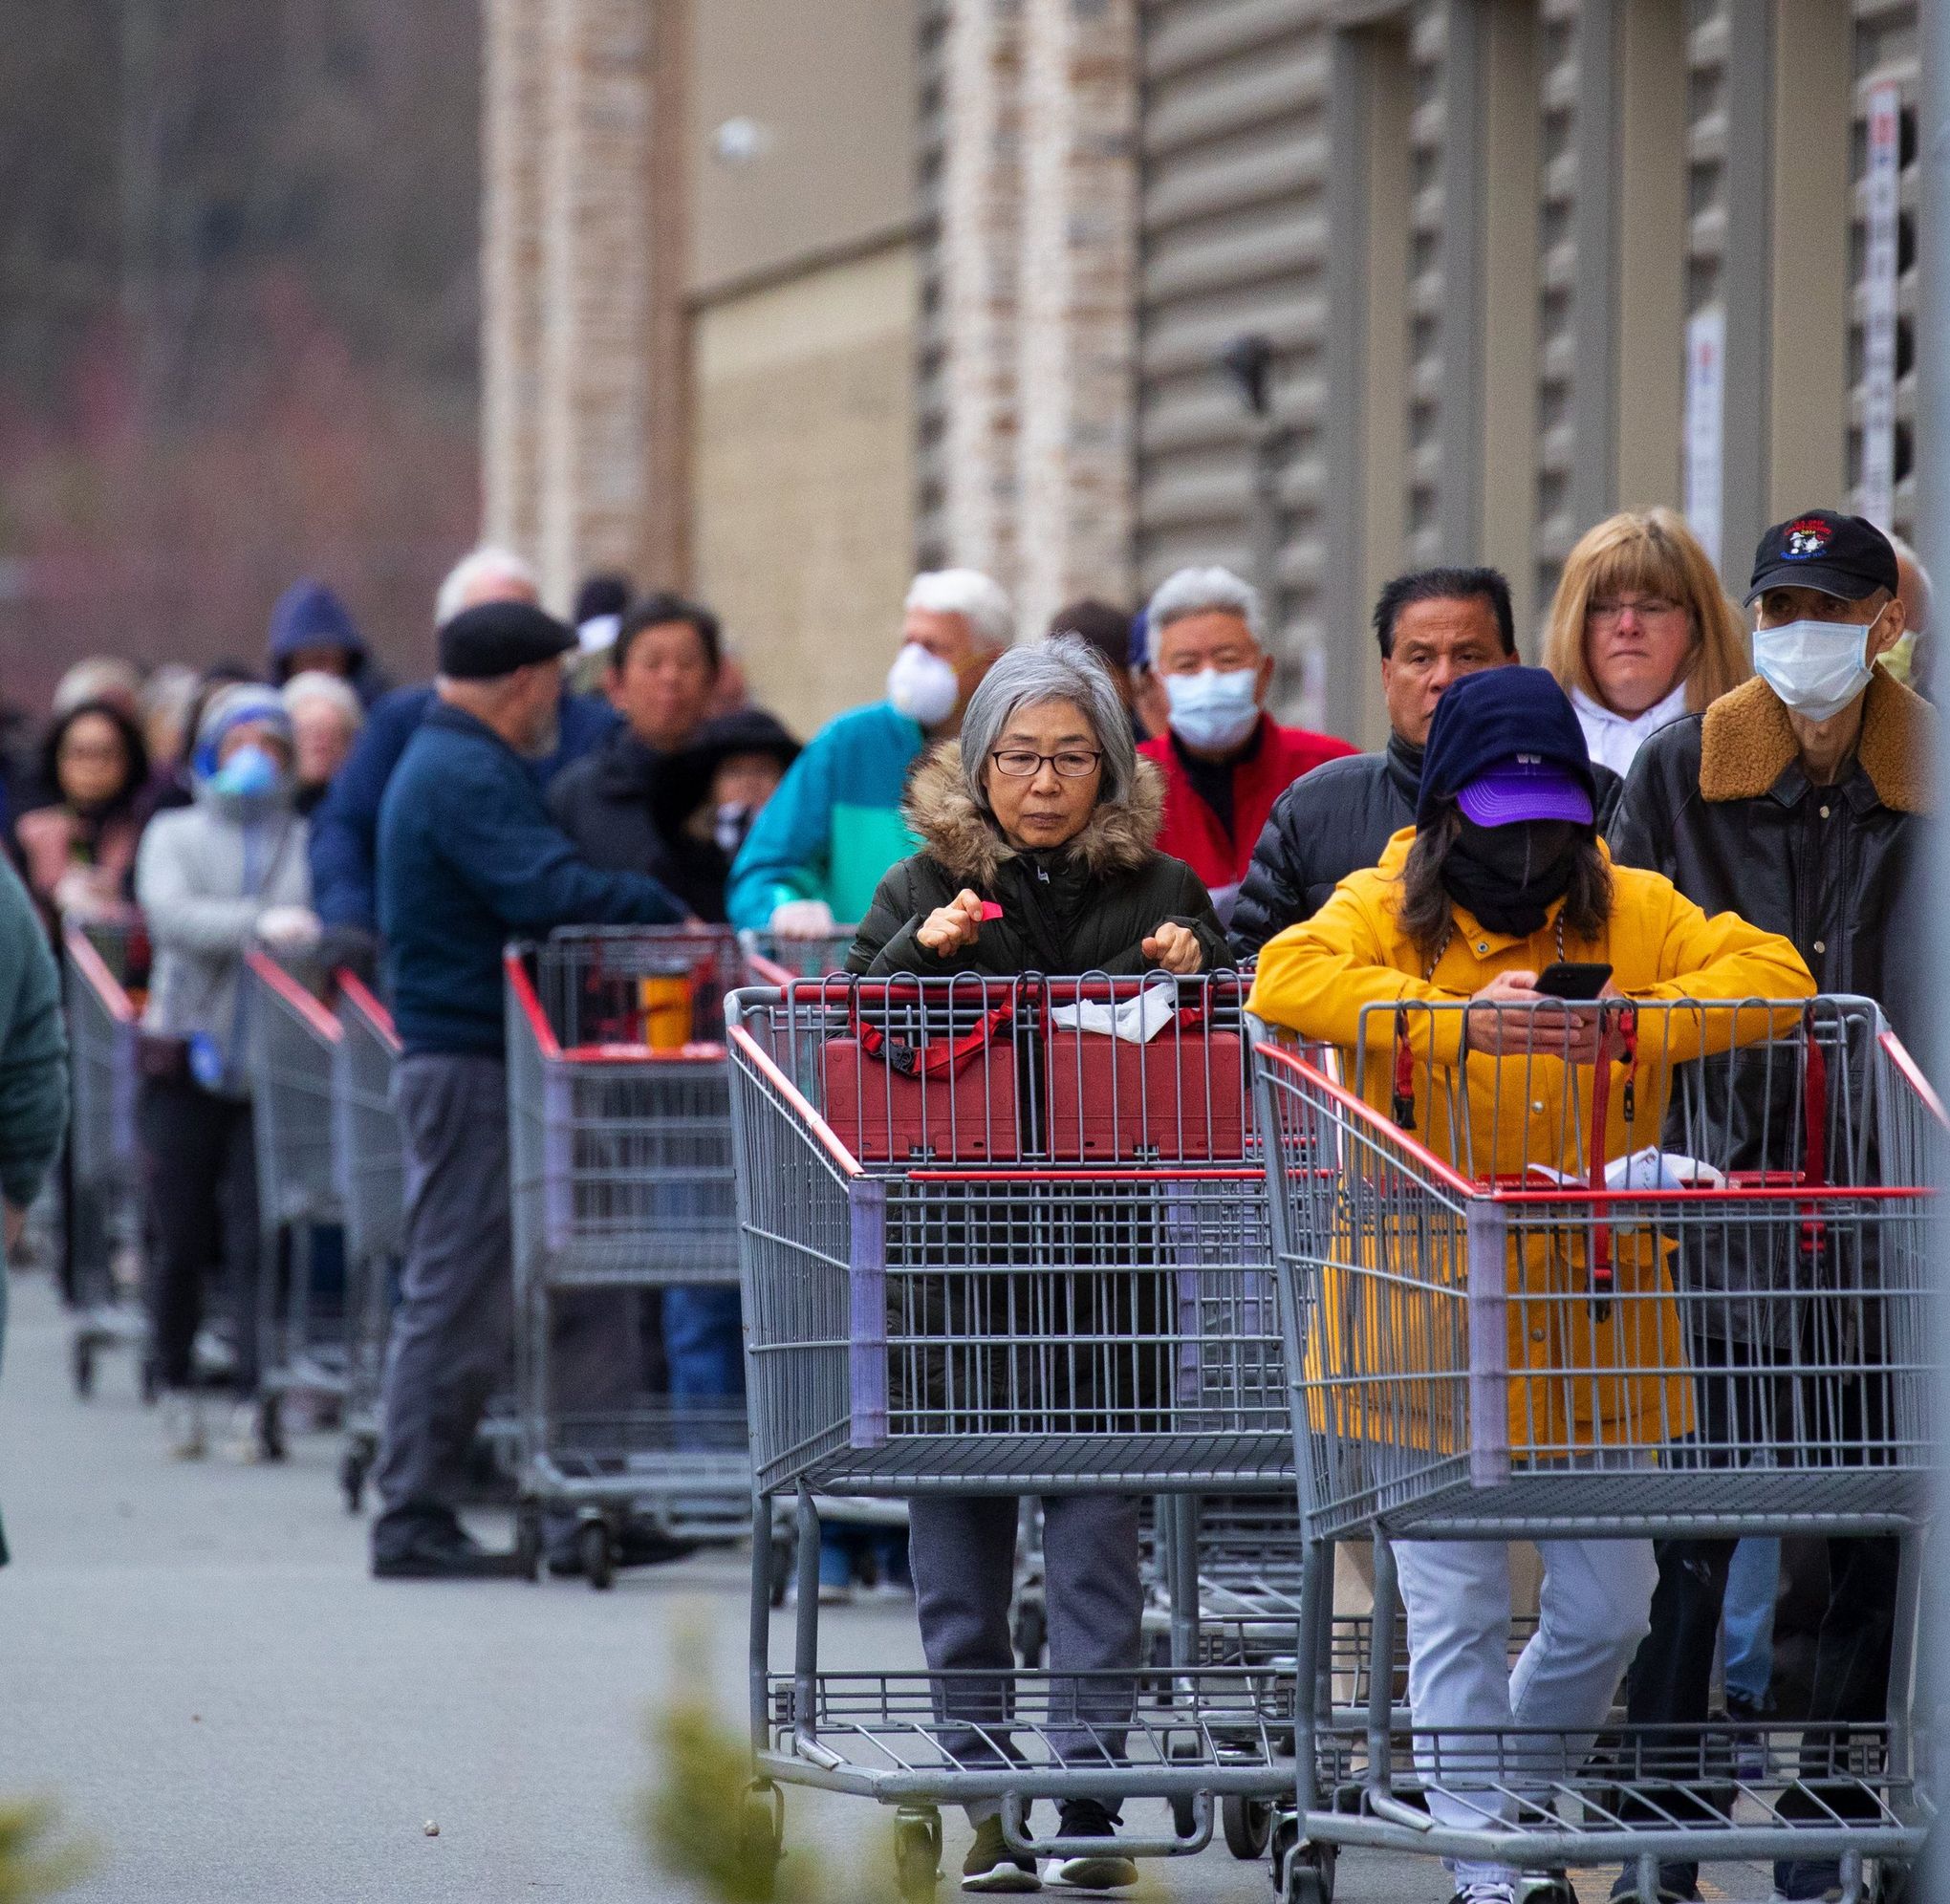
left=1047, top=984, right=1177, bottom=1044
left=1525, top=1145, right=1727, bottom=1190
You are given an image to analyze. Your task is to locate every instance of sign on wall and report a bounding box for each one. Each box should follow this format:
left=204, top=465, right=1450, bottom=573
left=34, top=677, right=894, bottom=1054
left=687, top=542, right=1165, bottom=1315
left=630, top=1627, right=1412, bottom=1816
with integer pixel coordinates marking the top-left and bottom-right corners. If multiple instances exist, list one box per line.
left=1683, top=307, right=1725, bottom=570
left=1859, top=80, right=1901, bottom=530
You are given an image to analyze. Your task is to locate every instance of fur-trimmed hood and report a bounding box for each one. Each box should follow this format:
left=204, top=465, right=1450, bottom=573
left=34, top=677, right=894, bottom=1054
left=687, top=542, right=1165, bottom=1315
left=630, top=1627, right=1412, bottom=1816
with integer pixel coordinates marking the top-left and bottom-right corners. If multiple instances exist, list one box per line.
left=901, top=741, right=1168, bottom=886
left=1700, top=668, right=1932, bottom=812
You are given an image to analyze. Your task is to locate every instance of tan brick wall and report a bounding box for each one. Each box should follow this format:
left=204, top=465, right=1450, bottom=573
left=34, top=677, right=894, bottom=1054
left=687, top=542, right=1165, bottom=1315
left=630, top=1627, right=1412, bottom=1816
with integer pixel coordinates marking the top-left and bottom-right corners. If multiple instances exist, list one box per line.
left=690, top=243, right=919, bottom=738
left=480, top=0, right=546, bottom=557
left=1016, top=0, right=1138, bottom=636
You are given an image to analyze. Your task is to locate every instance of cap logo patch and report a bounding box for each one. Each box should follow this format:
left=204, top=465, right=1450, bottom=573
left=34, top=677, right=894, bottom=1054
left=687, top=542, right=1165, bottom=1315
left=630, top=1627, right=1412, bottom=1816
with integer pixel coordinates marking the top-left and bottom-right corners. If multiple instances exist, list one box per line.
left=1783, top=518, right=1831, bottom=560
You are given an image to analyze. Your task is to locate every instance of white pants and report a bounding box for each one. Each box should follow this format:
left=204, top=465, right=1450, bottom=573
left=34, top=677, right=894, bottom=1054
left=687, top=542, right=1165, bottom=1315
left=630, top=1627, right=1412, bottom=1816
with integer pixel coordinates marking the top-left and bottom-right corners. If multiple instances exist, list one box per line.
left=1394, top=1535, right=1658, bottom=1888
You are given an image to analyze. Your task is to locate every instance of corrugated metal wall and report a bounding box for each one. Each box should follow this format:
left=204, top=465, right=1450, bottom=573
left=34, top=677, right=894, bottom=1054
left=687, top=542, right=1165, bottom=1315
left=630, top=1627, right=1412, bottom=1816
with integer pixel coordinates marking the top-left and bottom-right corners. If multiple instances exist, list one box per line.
left=1404, top=3, right=1445, bottom=574
left=1134, top=0, right=1331, bottom=703
left=1533, top=0, right=1579, bottom=610
left=915, top=0, right=951, bottom=571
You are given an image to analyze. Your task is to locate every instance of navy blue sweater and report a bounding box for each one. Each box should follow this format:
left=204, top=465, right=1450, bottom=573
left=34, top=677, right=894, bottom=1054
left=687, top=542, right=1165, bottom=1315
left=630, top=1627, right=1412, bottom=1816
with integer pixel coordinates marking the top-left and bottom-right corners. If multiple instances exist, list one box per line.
left=378, top=703, right=682, bottom=1055
left=311, top=682, right=618, bottom=932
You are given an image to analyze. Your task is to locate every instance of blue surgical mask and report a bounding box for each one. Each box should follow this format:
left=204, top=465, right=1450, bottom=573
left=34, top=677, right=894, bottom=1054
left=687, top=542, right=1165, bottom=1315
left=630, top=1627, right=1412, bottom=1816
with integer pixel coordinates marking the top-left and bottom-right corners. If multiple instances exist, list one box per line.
left=208, top=743, right=284, bottom=802
left=1163, top=667, right=1260, bottom=753
left=1752, top=615, right=1879, bottom=724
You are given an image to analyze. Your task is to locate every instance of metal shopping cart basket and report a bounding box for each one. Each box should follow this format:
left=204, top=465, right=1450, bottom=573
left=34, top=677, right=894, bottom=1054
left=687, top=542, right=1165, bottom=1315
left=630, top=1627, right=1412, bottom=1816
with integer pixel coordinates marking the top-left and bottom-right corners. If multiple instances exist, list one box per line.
left=244, top=948, right=346, bottom=1460
left=331, top=971, right=403, bottom=1512
left=61, top=920, right=151, bottom=1398
left=504, top=924, right=752, bottom=1587
left=740, top=925, right=860, bottom=984
left=1253, top=995, right=1941, bottom=1904
left=726, top=970, right=1295, bottom=1899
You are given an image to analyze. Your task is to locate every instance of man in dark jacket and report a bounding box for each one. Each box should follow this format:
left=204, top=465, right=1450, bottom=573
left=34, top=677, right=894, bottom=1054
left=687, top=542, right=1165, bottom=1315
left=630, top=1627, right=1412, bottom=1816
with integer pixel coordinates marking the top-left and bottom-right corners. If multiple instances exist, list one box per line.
left=545, top=592, right=725, bottom=882
left=1232, top=568, right=1626, bottom=957
left=265, top=578, right=390, bottom=709
left=307, top=547, right=618, bottom=945
left=1608, top=509, right=1927, bottom=1904
left=370, top=600, right=684, bottom=1578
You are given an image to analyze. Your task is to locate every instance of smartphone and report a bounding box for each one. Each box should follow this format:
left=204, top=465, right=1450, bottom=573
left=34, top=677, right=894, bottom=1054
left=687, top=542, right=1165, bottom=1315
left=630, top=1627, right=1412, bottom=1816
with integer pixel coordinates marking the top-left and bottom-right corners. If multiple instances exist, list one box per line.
left=1532, top=961, right=1613, bottom=1002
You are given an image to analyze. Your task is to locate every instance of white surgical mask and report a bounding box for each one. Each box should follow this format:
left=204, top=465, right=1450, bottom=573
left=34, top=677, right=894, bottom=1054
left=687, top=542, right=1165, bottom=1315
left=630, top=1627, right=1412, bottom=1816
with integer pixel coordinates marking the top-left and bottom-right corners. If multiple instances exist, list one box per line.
left=1163, top=667, right=1260, bottom=753
left=1752, top=615, right=1879, bottom=724
left=886, top=642, right=961, bottom=727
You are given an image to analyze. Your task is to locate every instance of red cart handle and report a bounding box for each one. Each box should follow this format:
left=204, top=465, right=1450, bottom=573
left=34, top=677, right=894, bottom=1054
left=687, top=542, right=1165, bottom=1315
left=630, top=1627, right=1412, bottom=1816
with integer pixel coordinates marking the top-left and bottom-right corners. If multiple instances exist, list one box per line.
left=853, top=1000, right=1014, bottom=1079
left=1392, top=1006, right=1417, bottom=1131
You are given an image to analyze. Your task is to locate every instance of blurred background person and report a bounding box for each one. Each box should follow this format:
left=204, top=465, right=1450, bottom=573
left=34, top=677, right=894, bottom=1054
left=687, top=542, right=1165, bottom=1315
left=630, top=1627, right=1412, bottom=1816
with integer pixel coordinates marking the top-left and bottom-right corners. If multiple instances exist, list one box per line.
left=12, top=698, right=148, bottom=933
left=281, top=671, right=365, bottom=817
left=307, top=545, right=617, bottom=962
left=50, top=657, right=143, bottom=725
left=134, top=684, right=318, bottom=1460
left=1881, top=530, right=1935, bottom=696
left=548, top=591, right=724, bottom=870
left=1138, top=565, right=1355, bottom=923
left=1047, top=597, right=1141, bottom=732
left=134, top=663, right=260, bottom=830
left=265, top=579, right=389, bottom=709
left=1542, top=505, right=1749, bottom=776
left=728, top=568, right=1011, bottom=938
left=138, top=664, right=202, bottom=786
left=570, top=570, right=632, bottom=692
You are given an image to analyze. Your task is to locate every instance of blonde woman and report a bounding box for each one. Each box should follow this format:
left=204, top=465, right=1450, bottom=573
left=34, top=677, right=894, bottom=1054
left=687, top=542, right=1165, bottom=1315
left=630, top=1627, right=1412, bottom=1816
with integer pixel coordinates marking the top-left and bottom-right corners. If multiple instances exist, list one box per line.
left=1542, top=507, right=1748, bottom=775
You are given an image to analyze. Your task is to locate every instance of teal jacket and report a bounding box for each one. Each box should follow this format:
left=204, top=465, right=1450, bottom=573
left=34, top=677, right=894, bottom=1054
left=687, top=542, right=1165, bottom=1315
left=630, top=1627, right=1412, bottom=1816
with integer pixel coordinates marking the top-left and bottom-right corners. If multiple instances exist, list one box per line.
left=0, top=857, right=69, bottom=1566
left=726, top=701, right=923, bottom=930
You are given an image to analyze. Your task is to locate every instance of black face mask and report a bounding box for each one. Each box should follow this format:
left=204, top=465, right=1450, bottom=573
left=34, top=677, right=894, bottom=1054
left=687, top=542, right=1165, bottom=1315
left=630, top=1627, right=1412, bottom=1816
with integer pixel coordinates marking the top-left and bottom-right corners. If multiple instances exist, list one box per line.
left=1441, top=815, right=1583, bottom=938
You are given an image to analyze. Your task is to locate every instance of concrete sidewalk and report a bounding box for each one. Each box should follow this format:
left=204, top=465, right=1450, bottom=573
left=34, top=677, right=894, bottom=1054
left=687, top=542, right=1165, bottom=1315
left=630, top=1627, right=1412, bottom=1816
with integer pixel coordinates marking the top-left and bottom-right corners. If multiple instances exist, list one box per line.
left=0, top=1268, right=1774, bottom=1901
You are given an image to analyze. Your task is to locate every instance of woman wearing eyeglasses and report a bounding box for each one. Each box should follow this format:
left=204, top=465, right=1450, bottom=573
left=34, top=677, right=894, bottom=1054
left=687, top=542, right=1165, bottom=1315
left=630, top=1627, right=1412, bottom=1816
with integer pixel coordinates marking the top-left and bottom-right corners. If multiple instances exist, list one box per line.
left=846, top=635, right=1227, bottom=1893
left=1543, top=507, right=1750, bottom=776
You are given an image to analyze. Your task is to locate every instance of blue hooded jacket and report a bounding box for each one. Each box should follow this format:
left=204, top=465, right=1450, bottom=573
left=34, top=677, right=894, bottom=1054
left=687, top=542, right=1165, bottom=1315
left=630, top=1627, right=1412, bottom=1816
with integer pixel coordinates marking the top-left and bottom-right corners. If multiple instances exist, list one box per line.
left=268, top=580, right=389, bottom=708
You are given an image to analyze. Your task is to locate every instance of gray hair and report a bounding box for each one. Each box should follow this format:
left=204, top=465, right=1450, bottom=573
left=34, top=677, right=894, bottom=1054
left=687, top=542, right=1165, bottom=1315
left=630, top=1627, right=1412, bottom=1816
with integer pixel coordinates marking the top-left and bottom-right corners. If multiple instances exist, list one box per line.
left=281, top=669, right=366, bottom=733
left=1144, top=564, right=1264, bottom=648
left=435, top=545, right=539, bottom=629
left=958, top=634, right=1138, bottom=811
left=905, top=568, right=1015, bottom=651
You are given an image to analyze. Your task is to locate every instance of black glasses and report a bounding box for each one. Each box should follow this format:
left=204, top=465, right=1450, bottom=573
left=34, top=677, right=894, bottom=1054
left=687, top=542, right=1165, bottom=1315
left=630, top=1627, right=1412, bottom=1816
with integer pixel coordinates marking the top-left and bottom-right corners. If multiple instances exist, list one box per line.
left=988, top=747, right=1103, bottom=778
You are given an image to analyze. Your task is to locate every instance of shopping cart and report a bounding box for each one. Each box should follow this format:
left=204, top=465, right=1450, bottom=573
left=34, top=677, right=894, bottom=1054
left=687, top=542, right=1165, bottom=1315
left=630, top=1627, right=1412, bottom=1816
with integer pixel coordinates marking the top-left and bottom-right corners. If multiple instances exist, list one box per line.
left=331, top=971, right=402, bottom=1512
left=61, top=920, right=151, bottom=1398
left=243, top=948, right=345, bottom=1460
left=739, top=925, right=859, bottom=985
left=726, top=970, right=1294, bottom=1898
left=1253, top=995, right=1941, bottom=1904
left=504, top=924, right=753, bottom=1588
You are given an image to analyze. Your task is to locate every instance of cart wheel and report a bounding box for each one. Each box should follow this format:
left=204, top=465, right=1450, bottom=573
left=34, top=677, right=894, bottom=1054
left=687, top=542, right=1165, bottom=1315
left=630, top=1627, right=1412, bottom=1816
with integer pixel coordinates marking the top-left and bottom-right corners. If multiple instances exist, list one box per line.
left=338, top=1448, right=367, bottom=1515
left=140, top=1357, right=161, bottom=1406
left=1012, top=1598, right=1046, bottom=1668
left=1170, top=1790, right=1200, bottom=1840
left=72, top=1339, right=95, bottom=1399
left=255, top=1394, right=287, bottom=1463
left=893, top=1807, right=940, bottom=1903
left=1269, top=1816, right=1334, bottom=1904
left=579, top=1521, right=615, bottom=1591
left=739, top=1782, right=784, bottom=1886
left=515, top=1503, right=544, bottom=1583
left=769, top=1529, right=795, bottom=1609
left=1223, top=1793, right=1273, bottom=1860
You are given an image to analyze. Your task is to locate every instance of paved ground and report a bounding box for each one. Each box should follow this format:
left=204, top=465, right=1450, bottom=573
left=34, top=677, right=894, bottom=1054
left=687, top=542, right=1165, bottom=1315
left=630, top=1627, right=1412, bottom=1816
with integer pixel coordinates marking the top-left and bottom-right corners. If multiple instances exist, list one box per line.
left=0, top=1269, right=1778, bottom=1902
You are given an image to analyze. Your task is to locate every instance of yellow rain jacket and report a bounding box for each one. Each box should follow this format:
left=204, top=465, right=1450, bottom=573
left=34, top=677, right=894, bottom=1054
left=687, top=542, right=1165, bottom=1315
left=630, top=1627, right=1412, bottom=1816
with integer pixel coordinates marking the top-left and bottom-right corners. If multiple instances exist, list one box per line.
left=1247, top=831, right=1814, bottom=1456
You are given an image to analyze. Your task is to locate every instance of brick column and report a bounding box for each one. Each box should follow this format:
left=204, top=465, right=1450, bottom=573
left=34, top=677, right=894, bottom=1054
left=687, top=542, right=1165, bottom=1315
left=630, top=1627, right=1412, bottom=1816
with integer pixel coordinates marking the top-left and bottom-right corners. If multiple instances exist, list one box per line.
left=535, top=0, right=679, bottom=609
left=1015, top=0, right=1138, bottom=637
left=480, top=0, right=546, bottom=559
left=937, top=0, right=1025, bottom=600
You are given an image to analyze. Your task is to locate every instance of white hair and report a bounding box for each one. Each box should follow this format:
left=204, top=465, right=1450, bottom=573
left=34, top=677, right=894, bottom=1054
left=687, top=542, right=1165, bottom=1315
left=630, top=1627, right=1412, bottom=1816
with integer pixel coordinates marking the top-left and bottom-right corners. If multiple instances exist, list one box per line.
left=1144, top=565, right=1265, bottom=648
left=281, top=669, right=365, bottom=732
left=435, top=545, right=539, bottom=629
left=904, top=569, right=1015, bottom=651
left=1886, top=531, right=1935, bottom=636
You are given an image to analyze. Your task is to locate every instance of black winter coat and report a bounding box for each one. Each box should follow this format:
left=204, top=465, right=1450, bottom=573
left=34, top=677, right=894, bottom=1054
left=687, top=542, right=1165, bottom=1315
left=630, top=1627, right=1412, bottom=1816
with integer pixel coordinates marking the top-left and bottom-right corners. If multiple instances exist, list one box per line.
left=546, top=728, right=682, bottom=888
left=1610, top=670, right=1932, bottom=1350
left=1229, top=731, right=1623, bottom=959
left=845, top=744, right=1229, bottom=1435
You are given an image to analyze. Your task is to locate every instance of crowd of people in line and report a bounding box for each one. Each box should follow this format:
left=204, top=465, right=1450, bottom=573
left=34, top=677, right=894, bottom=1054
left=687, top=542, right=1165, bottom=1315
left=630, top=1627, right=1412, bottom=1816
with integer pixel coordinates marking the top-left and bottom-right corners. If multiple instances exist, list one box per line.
left=0, top=498, right=1934, bottom=1904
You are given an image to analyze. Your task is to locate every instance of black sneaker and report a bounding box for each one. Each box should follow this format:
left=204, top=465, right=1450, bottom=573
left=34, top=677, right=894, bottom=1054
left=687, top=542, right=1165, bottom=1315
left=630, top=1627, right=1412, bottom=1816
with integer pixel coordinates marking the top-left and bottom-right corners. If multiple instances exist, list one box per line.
left=372, top=1520, right=518, bottom=1579
left=961, top=1815, right=1040, bottom=1893
left=1041, top=1800, right=1137, bottom=1892
left=1609, top=1864, right=1700, bottom=1903
left=1517, top=1876, right=1580, bottom=1904
left=545, top=1525, right=700, bottom=1576
left=1768, top=1861, right=1843, bottom=1903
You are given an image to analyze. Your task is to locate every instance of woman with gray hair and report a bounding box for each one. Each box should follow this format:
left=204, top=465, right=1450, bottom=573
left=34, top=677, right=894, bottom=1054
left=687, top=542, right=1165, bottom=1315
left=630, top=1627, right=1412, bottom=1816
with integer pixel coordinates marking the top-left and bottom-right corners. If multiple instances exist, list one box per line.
left=846, top=636, right=1226, bottom=1893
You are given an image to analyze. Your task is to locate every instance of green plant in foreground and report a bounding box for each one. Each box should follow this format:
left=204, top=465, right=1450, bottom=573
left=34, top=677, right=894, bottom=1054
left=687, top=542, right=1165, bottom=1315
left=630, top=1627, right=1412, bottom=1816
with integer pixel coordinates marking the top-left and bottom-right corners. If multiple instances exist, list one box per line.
left=0, top=1800, right=90, bottom=1901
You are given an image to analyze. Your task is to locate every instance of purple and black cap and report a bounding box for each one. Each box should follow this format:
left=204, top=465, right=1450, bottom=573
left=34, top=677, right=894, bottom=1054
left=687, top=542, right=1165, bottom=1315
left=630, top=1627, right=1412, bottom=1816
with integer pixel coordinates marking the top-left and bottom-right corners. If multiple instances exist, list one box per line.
left=1415, top=664, right=1598, bottom=832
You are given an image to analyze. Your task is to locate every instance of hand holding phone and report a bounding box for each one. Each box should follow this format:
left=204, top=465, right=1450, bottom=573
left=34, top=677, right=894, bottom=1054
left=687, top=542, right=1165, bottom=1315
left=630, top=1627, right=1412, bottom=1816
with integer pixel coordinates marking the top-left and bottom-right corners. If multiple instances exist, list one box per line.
left=1531, top=961, right=1614, bottom=1002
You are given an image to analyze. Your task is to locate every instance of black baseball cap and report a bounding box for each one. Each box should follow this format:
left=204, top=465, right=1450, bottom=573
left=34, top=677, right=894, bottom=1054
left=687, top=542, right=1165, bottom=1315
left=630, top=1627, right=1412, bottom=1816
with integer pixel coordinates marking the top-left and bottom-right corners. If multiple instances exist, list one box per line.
left=437, top=600, right=575, bottom=680
left=1746, top=508, right=1898, bottom=605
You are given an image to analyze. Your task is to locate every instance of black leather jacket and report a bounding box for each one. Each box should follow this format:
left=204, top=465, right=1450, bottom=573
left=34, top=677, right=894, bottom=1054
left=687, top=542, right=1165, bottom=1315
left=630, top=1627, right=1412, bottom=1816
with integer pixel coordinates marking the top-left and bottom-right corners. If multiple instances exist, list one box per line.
left=1230, top=731, right=1622, bottom=959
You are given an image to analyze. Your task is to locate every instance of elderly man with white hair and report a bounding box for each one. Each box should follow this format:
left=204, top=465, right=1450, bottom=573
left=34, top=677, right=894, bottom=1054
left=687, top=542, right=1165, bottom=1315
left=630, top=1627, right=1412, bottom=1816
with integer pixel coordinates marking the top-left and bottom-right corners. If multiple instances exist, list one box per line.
left=726, top=568, right=1011, bottom=935
left=306, top=545, right=620, bottom=952
left=1135, top=565, right=1354, bottom=920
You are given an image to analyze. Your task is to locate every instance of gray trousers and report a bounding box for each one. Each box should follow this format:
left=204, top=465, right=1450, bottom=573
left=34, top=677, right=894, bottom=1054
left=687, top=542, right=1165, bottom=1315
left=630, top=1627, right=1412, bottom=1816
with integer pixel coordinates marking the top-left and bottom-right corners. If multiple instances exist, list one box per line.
left=373, top=1053, right=513, bottom=1547
left=907, top=1493, right=1143, bottom=1817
